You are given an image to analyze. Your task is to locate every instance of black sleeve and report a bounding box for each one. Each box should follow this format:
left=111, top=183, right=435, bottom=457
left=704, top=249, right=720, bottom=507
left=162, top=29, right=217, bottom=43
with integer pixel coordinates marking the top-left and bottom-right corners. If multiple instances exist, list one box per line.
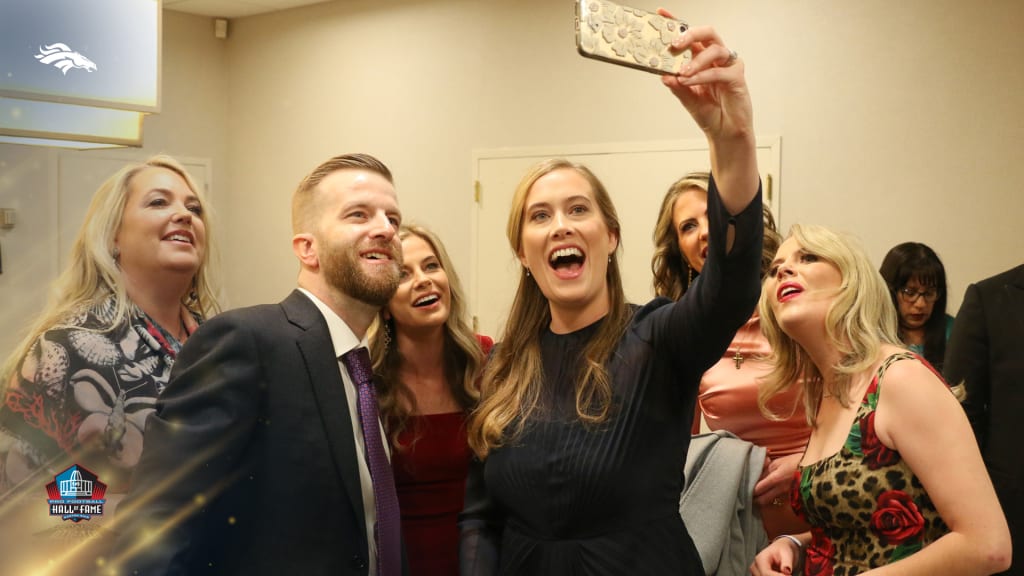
left=943, top=282, right=990, bottom=448
left=458, top=456, right=502, bottom=576
left=651, top=174, right=764, bottom=376
left=110, top=312, right=265, bottom=574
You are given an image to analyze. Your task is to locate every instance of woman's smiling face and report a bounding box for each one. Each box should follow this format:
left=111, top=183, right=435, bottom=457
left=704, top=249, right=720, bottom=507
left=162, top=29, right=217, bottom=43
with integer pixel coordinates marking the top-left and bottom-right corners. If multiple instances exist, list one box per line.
left=387, top=234, right=451, bottom=332
left=517, top=168, right=618, bottom=321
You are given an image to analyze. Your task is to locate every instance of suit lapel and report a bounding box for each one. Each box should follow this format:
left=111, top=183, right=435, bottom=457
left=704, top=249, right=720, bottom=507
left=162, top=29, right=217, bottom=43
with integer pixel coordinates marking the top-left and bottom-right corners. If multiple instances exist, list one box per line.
left=282, top=291, right=367, bottom=526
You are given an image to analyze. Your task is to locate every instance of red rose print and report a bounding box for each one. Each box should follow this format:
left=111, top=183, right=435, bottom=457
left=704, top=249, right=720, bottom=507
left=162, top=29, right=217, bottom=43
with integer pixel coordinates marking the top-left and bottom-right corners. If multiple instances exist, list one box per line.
left=870, top=490, right=925, bottom=546
left=790, top=469, right=806, bottom=521
left=805, top=530, right=835, bottom=575
left=861, top=411, right=900, bottom=470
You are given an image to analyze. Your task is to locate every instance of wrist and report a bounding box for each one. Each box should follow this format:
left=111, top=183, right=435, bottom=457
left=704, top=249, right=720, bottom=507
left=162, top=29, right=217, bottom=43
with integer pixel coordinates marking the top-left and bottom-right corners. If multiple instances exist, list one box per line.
left=773, top=534, right=803, bottom=550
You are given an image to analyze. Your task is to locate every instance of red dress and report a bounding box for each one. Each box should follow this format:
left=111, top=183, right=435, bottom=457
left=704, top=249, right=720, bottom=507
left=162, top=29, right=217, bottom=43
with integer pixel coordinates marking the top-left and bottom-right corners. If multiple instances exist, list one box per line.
left=391, top=335, right=492, bottom=576
left=393, top=413, right=471, bottom=576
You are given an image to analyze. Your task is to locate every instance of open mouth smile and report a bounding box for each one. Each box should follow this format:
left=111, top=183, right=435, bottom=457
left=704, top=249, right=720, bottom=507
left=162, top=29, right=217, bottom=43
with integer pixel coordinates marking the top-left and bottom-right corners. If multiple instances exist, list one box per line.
left=777, top=282, right=804, bottom=302
left=361, top=250, right=393, bottom=261
left=548, top=245, right=586, bottom=279
left=163, top=230, right=194, bottom=244
left=413, top=293, right=441, bottom=308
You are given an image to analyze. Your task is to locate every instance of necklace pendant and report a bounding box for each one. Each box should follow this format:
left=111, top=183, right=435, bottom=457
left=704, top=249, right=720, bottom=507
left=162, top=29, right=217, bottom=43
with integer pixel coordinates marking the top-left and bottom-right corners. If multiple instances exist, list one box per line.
left=733, top=351, right=744, bottom=369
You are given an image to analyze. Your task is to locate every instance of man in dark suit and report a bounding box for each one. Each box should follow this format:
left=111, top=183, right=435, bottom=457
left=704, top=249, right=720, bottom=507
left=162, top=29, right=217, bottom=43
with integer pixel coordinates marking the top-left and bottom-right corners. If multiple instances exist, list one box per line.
left=945, top=263, right=1024, bottom=576
left=109, top=153, right=407, bottom=575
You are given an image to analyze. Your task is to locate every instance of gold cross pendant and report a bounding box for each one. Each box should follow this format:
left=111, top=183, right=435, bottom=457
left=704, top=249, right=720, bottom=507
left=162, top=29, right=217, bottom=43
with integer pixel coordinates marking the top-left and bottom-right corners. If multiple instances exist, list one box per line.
left=733, top=351, right=745, bottom=369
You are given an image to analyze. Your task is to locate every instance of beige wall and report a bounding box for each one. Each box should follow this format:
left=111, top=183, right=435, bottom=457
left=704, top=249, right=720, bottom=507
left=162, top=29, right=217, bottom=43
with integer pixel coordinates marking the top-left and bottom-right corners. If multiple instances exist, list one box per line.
left=3, top=1, right=1022, bottom=361
left=221, top=0, right=1024, bottom=320
left=142, top=10, right=230, bottom=174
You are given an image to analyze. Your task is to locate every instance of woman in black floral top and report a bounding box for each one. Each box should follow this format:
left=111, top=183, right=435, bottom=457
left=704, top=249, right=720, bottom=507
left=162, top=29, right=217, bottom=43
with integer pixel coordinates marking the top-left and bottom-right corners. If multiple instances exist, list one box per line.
left=0, top=156, right=220, bottom=567
left=750, top=225, right=1010, bottom=576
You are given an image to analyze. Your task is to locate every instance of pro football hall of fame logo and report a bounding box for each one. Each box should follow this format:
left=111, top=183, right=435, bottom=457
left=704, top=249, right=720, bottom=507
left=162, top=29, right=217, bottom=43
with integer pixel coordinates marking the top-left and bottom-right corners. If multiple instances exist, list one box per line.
left=45, top=464, right=107, bottom=522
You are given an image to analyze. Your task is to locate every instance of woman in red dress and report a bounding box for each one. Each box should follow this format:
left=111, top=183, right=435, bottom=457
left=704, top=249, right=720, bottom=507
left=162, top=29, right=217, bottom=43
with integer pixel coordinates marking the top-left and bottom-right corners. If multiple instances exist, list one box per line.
left=369, top=224, right=492, bottom=576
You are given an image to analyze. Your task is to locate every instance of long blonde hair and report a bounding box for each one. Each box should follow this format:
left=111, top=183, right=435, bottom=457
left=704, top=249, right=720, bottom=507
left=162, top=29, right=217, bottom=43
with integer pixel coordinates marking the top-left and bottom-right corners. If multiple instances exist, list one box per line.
left=1, top=155, right=220, bottom=389
left=368, top=224, right=484, bottom=448
left=467, top=159, right=633, bottom=458
left=757, top=224, right=900, bottom=425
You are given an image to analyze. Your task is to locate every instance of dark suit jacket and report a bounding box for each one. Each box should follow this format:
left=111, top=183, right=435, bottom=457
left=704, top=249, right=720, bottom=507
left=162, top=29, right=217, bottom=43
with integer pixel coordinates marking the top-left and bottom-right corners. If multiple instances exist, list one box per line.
left=945, top=264, right=1024, bottom=575
left=112, top=290, right=397, bottom=575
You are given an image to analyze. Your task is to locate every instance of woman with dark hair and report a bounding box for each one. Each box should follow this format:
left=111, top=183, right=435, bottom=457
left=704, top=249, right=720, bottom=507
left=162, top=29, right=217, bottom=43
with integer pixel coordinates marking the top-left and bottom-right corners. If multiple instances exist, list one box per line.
left=652, top=173, right=809, bottom=539
left=369, top=224, right=492, bottom=576
left=878, top=242, right=954, bottom=370
left=460, top=24, right=763, bottom=575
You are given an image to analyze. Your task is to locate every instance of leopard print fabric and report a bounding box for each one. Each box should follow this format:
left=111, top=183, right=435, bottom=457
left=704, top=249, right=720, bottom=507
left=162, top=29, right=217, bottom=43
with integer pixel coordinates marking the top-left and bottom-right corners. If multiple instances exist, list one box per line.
left=791, top=353, right=949, bottom=575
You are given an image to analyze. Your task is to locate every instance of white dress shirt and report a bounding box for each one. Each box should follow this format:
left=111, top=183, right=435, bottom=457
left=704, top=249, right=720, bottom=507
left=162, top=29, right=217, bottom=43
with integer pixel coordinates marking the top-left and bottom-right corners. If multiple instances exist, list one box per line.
left=298, top=288, right=390, bottom=576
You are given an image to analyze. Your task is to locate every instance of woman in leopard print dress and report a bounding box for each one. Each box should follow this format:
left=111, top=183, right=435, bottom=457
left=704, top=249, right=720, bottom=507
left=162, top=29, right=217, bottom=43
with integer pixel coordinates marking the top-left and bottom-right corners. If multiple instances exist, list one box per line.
left=750, top=225, right=1010, bottom=576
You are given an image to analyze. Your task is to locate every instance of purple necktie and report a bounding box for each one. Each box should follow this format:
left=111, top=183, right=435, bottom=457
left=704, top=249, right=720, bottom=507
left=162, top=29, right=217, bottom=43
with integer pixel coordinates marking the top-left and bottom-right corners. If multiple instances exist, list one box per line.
left=341, top=346, right=401, bottom=576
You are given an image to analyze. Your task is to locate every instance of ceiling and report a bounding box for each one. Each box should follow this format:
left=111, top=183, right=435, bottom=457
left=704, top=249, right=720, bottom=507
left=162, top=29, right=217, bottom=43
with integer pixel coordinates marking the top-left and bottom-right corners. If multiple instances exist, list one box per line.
left=164, top=0, right=333, bottom=19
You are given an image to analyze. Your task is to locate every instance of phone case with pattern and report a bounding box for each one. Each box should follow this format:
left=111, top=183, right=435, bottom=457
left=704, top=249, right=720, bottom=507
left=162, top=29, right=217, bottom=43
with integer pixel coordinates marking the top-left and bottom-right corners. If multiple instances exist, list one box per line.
left=575, top=0, right=691, bottom=75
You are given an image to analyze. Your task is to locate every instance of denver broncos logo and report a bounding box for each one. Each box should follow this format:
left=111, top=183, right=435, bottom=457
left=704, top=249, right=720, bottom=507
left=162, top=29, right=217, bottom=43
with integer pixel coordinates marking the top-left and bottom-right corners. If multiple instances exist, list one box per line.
left=34, top=43, right=98, bottom=75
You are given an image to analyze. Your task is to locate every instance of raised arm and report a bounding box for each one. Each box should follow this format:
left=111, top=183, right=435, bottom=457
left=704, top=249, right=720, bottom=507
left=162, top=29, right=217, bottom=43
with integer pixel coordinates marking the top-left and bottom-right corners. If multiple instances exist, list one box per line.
left=646, top=171, right=762, bottom=379
left=660, top=20, right=759, bottom=216
left=870, top=358, right=1011, bottom=575
left=640, top=21, right=763, bottom=372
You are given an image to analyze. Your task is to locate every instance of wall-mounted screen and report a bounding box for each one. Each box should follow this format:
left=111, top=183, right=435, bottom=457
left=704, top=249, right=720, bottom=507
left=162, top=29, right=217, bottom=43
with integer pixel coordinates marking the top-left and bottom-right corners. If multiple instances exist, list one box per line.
left=0, top=0, right=161, bottom=112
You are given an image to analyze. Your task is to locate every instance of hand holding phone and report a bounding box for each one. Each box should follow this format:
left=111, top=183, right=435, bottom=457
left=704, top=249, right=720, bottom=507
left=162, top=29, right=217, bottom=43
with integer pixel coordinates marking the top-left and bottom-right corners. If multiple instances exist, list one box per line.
left=575, top=0, right=690, bottom=75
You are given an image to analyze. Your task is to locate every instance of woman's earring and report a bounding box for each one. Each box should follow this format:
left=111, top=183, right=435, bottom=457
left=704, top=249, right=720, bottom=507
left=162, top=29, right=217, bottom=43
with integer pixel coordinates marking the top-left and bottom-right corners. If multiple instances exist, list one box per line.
left=525, top=268, right=531, bottom=277
left=687, top=264, right=694, bottom=285
left=189, top=276, right=199, bottom=303
left=384, top=318, right=395, bottom=350
left=112, top=247, right=120, bottom=262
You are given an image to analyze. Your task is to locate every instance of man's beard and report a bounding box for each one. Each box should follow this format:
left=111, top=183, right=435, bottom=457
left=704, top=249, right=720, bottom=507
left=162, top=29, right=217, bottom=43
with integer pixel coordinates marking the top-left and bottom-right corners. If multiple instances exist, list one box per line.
left=322, top=241, right=400, bottom=307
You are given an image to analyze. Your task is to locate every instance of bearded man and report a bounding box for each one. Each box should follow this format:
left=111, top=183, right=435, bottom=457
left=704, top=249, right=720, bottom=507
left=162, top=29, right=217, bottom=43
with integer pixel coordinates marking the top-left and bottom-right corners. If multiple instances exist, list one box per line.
left=110, top=154, right=409, bottom=576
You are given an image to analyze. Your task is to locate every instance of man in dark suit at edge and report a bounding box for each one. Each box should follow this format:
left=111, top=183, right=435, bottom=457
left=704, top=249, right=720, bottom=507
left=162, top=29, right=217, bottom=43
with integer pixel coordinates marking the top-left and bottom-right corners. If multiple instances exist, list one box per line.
left=109, top=153, right=407, bottom=575
left=944, top=263, right=1024, bottom=576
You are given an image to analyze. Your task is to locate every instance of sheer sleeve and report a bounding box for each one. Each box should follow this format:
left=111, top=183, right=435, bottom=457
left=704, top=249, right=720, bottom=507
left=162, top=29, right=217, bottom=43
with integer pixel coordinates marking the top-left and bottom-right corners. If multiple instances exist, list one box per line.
left=641, top=174, right=763, bottom=380
left=459, top=456, right=502, bottom=576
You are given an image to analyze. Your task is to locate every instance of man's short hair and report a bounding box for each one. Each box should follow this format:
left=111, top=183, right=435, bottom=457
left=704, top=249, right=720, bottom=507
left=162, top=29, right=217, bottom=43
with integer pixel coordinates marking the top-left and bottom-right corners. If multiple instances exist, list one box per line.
left=291, top=153, right=394, bottom=234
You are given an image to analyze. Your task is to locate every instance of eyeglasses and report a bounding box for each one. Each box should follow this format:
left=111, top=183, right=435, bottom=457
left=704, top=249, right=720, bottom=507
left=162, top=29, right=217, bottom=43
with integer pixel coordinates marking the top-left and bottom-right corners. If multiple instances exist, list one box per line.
left=898, top=287, right=940, bottom=303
